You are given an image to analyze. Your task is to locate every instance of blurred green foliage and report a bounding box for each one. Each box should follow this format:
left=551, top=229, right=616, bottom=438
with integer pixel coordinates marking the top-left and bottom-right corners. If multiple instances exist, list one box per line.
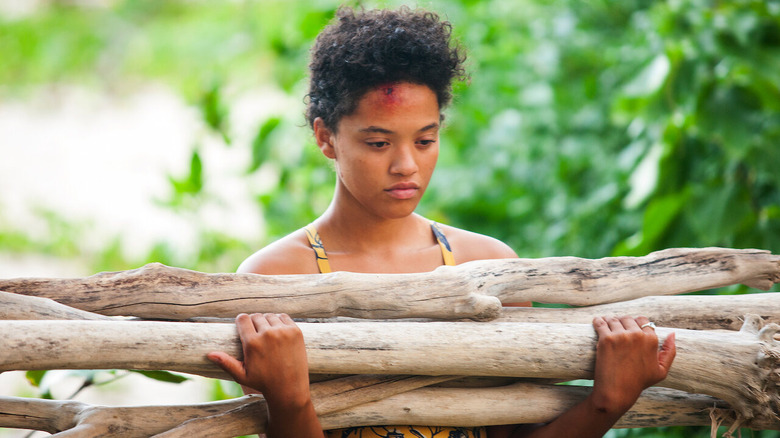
left=2, top=0, right=780, bottom=436
left=431, top=0, right=780, bottom=262
left=5, top=0, right=776, bottom=265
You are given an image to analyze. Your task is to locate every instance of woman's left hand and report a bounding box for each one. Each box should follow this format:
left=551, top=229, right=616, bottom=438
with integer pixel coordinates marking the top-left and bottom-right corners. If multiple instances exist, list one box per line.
left=590, top=315, right=676, bottom=414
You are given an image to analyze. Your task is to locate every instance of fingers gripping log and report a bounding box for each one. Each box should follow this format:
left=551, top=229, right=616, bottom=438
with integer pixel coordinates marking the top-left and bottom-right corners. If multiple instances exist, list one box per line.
left=1, top=318, right=778, bottom=425
left=1, top=247, right=778, bottom=320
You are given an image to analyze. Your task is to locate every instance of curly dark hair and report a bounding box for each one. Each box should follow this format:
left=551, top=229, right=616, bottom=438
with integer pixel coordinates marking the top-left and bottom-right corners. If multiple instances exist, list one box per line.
left=305, top=6, right=468, bottom=131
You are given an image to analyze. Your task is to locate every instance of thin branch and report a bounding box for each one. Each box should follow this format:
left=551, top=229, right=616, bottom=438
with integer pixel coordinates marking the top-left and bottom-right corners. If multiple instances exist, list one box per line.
left=0, top=291, right=113, bottom=321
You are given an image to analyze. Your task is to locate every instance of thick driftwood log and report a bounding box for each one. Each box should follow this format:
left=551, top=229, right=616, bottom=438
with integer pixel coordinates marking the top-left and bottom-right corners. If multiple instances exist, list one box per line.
left=1, top=247, right=777, bottom=320
left=318, top=385, right=738, bottom=430
left=1, top=317, right=778, bottom=423
left=497, top=293, right=780, bottom=330
left=0, top=386, right=759, bottom=437
left=4, top=285, right=779, bottom=332
left=0, top=262, right=502, bottom=321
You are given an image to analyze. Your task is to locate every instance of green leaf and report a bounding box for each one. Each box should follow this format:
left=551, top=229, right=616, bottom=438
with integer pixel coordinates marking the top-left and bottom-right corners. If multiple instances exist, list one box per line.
left=189, top=149, right=203, bottom=192
left=210, top=378, right=243, bottom=401
left=130, top=370, right=190, bottom=384
left=643, top=192, right=688, bottom=242
left=199, top=80, right=231, bottom=144
left=25, top=370, right=47, bottom=387
left=249, top=117, right=281, bottom=172
left=614, top=190, right=690, bottom=256
left=165, top=147, right=204, bottom=206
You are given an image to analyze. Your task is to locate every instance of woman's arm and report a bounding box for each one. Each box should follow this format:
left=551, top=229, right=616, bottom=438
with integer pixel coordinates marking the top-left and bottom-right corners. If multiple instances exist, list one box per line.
left=488, top=316, right=676, bottom=438
left=208, top=313, right=325, bottom=438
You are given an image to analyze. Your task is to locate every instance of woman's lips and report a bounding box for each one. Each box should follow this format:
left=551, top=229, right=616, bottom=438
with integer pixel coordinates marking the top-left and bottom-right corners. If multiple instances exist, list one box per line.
left=385, top=183, right=419, bottom=199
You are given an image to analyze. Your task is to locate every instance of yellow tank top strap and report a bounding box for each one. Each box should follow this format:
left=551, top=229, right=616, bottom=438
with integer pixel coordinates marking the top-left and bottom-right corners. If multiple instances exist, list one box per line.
left=430, top=221, right=456, bottom=266
left=305, top=221, right=454, bottom=274
left=304, top=223, right=332, bottom=274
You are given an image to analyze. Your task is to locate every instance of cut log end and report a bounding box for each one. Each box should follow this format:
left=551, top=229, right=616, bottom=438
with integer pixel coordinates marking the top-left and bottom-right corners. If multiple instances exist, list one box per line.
left=732, top=316, right=780, bottom=426
left=742, top=277, right=780, bottom=291
left=737, top=252, right=780, bottom=290
left=466, top=294, right=502, bottom=321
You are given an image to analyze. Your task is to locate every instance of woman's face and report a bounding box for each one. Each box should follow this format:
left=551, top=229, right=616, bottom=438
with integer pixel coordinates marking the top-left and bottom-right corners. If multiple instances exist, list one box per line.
left=319, top=82, right=441, bottom=220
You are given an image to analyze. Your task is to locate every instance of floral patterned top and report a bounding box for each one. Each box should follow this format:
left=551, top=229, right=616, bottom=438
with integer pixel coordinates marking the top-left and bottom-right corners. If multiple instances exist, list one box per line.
left=325, top=426, right=486, bottom=438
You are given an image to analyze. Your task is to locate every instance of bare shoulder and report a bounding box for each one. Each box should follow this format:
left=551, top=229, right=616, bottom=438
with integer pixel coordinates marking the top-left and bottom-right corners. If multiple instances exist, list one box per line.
left=437, top=223, right=518, bottom=264
left=237, top=229, right=319, bottom=275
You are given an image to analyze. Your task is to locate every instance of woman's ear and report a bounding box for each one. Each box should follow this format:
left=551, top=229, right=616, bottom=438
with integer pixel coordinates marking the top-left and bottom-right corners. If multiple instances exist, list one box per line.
left=313, top=118, right=337, bottom=159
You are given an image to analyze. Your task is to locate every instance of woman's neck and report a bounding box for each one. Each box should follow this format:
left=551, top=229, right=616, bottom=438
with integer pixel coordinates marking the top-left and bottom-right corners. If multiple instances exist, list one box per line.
left=315, top=187, right=430, bottom=254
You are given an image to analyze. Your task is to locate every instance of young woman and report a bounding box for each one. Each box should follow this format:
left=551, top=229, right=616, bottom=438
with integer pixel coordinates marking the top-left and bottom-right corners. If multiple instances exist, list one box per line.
left=208, top=6, right=676, bottom=438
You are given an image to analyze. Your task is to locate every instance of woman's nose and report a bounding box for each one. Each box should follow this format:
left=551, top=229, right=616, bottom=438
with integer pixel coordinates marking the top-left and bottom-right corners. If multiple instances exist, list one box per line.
left=389, top=145, right=419, bottom=176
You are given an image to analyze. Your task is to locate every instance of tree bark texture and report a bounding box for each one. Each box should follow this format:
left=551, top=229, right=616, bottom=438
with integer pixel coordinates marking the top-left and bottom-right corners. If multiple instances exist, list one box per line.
left=0, top=316, right=777, bottom=423
left=1, top=247, right=777, bottom=320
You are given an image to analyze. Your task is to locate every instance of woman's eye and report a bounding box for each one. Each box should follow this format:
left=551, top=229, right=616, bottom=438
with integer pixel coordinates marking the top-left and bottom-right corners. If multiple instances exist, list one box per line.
left=367, top=141, right=389, bottom=148
left=418, top=139, right=437, bottom=147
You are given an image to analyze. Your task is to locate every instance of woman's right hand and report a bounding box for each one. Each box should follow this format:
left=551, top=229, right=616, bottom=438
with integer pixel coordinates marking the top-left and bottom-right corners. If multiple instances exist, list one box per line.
left=207, top=313, right=314, bottom=410
left=207, top=313, right=324, bottom=438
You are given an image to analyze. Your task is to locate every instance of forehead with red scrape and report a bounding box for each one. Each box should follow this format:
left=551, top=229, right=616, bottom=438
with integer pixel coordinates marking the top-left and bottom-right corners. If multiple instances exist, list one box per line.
left=371, top=82, right=402, bottom=106
left=380, top=83, right=396, bottom=95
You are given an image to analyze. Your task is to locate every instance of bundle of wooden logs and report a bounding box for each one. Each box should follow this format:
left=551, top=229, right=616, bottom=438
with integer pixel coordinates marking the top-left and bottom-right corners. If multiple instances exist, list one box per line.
left=0, top=247, right=779, bottom=437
